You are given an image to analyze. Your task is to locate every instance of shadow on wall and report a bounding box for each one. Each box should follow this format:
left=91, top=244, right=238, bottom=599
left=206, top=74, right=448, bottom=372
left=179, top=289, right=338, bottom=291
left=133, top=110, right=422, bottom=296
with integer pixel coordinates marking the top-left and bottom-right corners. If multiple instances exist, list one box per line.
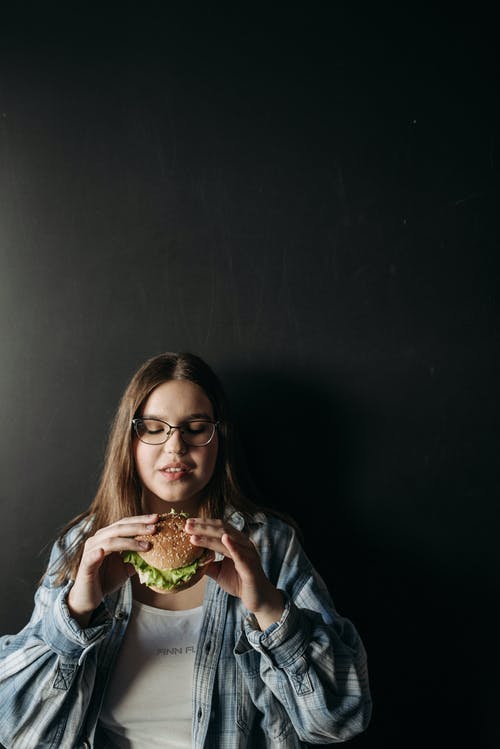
left=225, top=369, right=376, bottom=747
left=223, top=368, right=369, bottom=565
left=222, top=369, right=499, bottom=749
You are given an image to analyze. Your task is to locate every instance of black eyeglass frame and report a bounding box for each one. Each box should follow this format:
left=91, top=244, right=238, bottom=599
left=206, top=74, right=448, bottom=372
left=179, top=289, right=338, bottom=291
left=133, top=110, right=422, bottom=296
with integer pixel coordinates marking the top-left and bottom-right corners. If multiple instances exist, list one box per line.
left=131, top=417, right=220, bottom=446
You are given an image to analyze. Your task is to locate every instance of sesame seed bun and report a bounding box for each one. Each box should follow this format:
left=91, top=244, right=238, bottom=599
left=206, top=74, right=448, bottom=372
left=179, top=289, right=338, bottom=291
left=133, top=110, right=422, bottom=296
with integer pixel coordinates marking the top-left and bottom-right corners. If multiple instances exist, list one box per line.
left=134, top=510, right=213, bottom=593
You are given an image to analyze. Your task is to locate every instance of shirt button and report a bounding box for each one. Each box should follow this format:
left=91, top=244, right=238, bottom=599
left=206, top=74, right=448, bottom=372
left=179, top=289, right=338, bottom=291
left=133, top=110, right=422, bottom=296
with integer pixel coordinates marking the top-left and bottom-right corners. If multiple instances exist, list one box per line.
left=205, top=640, right=212, bottom=653
left=115, top=610, right=127, bottom=621
left=197, top=708, right=203, bottom=721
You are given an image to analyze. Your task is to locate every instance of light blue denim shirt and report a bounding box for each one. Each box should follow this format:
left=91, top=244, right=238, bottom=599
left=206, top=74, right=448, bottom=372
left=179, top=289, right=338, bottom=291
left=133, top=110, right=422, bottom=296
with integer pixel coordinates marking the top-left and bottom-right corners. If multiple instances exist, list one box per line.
left=0, top=509, right=371, bottom=748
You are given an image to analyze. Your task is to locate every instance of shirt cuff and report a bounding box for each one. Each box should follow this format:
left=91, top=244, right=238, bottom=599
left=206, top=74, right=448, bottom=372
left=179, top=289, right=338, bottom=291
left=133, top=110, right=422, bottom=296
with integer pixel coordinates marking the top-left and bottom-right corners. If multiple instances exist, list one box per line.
left=42, top=581, right=113, bottom=658
left=243, top=592, right=312, bottom=668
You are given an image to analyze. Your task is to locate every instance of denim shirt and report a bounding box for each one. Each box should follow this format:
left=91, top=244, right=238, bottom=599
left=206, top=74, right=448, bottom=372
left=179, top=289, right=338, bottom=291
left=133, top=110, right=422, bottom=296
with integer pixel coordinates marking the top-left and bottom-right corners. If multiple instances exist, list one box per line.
left=0, top=510, right=371, bottom=748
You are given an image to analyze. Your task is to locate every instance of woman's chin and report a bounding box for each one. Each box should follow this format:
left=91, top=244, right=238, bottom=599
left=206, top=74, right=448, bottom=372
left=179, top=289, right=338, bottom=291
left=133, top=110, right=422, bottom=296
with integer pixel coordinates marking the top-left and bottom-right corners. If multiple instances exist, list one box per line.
left=143, top=492, right=203, bottom=516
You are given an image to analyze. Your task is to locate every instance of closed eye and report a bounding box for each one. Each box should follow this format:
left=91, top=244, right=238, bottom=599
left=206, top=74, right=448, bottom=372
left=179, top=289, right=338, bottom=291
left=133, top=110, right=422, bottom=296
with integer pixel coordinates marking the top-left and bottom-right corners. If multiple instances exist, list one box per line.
left=182, top=421, right=210, bottom=434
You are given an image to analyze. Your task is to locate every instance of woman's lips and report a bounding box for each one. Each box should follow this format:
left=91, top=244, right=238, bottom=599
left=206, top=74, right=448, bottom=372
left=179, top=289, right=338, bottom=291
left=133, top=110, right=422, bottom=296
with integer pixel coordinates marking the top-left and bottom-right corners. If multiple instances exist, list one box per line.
left=158, top=464, right=193, bottom=481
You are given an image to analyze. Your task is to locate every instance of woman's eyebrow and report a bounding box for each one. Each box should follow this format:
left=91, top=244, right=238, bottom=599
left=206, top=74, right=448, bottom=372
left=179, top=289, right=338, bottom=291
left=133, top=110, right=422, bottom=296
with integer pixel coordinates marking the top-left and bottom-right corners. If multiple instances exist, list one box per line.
left=142, top=412, right=213, bottom=421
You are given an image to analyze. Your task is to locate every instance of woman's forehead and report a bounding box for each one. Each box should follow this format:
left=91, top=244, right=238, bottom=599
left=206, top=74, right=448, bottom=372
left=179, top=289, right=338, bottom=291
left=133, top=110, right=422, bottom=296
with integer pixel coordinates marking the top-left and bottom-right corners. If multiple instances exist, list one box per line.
left=142, top=379, right=214, bottom=418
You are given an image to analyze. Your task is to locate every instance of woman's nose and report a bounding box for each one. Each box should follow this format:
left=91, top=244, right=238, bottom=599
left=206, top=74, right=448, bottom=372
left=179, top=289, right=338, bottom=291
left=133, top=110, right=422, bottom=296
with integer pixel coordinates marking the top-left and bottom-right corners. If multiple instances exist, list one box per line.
left=164, top=427, right=186, bottom=454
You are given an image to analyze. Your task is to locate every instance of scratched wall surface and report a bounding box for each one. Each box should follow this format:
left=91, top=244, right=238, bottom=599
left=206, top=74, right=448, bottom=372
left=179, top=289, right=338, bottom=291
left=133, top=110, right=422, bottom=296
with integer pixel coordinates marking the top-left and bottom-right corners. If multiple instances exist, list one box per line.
left=0, top=6, right=498, bottom=748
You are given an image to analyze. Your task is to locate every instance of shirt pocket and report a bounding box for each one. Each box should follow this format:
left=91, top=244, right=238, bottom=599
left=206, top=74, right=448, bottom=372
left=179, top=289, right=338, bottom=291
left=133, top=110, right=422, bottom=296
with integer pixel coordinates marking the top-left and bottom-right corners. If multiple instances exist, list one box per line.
left=235, top=648, right=294, bottom=742
left=235, top=647, right=260, bottom=733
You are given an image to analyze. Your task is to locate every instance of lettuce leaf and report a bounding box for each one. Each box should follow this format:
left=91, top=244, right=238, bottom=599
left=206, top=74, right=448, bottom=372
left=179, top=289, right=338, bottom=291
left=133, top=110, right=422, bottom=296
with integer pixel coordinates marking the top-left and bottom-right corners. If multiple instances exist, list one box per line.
left=122, top=551, right=200, bottom=591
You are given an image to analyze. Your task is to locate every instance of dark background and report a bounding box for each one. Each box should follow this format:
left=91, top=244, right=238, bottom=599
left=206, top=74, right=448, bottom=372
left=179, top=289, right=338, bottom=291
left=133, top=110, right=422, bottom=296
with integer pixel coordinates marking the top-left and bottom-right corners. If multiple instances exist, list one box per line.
left=1, top=4, right=498, bottom=747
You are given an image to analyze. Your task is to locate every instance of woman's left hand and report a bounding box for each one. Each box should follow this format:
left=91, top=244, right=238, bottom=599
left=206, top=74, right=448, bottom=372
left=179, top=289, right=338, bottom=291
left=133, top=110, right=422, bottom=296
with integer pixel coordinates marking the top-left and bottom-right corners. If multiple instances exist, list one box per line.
left=185, top=518, right=284, bottom=630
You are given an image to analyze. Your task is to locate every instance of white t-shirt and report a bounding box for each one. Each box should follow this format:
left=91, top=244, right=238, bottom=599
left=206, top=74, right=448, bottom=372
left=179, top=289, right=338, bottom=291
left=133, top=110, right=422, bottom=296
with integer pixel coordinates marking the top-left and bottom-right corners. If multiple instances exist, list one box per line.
left=98, top=600, right=203, bottom=748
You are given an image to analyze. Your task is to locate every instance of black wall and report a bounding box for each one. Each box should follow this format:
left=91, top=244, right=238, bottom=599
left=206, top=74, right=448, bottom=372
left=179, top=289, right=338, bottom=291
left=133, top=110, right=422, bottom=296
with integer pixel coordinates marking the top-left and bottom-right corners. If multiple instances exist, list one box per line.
left=1, top=6, right=498, bottom=747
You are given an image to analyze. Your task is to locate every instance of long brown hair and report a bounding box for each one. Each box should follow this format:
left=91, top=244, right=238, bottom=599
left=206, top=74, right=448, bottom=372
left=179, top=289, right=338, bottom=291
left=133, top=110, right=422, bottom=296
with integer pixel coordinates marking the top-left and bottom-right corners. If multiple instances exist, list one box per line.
left=49, top=352, right=259, bottom=585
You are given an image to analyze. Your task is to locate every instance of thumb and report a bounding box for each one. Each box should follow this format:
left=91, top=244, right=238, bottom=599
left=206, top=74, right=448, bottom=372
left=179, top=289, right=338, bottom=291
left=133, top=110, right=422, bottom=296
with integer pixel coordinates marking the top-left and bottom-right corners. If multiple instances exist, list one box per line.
left=124, top=562, right=137, bottom=578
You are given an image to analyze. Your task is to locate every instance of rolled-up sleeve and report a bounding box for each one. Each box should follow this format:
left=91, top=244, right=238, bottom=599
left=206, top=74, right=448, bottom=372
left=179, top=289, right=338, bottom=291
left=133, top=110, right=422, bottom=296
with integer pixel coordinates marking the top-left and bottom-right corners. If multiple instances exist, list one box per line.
left=234, top=521, right=372, bottom=744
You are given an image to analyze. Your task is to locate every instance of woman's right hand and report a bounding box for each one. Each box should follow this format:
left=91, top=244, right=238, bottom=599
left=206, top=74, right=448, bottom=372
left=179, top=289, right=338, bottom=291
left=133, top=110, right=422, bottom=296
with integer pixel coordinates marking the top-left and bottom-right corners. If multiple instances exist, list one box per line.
left=67, top=514, right=158, bottom=627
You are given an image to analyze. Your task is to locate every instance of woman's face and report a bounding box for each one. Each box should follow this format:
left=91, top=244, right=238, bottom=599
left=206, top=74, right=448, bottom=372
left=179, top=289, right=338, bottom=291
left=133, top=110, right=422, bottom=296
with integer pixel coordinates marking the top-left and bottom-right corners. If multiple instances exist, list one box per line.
left=133, top=379, right=219, bottom=515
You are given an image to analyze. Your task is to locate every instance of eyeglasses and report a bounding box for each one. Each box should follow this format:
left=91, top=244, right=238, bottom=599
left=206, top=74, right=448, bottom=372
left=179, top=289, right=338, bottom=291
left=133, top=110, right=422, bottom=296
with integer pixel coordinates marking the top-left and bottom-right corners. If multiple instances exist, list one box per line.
left=132, top=417, right=220, bottom=446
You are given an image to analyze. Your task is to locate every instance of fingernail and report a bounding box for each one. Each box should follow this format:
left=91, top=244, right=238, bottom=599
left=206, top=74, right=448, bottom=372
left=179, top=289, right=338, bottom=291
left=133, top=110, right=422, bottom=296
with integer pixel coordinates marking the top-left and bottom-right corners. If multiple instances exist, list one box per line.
left=139, top=541, right=151, bottom=550
left=146, top=524, right=156, bottom=532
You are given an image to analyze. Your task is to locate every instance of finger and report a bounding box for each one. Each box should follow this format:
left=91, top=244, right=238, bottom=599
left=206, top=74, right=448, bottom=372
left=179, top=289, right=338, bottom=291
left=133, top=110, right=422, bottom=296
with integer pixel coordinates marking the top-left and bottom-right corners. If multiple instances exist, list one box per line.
left=86, top=535, right=152, bottom=557
left=221, top=533, right=260, bottom=578
left=124, top=562, right=138, bottom=578
left=184, top=518, right=226, bottom=536
left=188, top=533, right=229, bottom=556
left=185, top=518, right=249, bottom=547
left=94, top=518, right=159, bottom=540
left=221, top=532, right=248, bottom=556
left=189, top=529, right=255, bottom=560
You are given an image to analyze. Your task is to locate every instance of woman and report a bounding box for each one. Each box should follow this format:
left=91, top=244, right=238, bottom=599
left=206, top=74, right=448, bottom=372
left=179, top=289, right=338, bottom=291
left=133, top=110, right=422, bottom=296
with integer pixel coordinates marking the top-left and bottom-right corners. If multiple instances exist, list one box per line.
left=0, top=352, right=371, bottom=748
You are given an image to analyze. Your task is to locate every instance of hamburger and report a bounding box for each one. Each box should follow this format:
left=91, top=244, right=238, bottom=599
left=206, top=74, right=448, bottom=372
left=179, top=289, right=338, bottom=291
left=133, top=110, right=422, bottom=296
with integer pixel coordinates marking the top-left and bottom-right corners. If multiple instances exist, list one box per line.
left=123, top=510, right=214, bottom=593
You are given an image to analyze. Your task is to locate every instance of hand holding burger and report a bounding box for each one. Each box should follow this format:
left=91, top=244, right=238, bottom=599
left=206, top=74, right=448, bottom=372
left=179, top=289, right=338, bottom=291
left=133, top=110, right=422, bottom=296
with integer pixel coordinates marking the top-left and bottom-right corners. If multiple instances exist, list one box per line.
left=185, top=516, right=285, bottom=630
